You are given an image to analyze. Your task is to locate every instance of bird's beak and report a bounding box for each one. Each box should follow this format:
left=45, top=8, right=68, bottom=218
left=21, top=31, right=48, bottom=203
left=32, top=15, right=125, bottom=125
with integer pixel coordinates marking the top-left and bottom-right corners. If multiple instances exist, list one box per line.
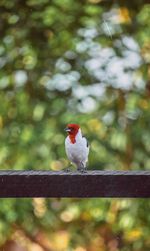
left=64, top=128, right=71, bottom=132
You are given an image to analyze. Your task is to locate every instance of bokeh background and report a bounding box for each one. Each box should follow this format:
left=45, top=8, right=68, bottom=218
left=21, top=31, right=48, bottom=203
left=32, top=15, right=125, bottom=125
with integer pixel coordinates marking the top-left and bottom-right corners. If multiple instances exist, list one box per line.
left=0, top=0, right=150, bottom=250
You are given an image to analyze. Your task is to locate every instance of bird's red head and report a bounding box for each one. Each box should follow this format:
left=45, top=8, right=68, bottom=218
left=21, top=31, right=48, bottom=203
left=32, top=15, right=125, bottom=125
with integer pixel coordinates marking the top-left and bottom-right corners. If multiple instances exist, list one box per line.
left=65, top=124, right=80, bottom=144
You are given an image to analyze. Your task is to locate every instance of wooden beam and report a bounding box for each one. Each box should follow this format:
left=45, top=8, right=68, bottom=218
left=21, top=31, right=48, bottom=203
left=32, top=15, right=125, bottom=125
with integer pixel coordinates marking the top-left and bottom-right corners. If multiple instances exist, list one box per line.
left=0, top=170, right=150, bottom=198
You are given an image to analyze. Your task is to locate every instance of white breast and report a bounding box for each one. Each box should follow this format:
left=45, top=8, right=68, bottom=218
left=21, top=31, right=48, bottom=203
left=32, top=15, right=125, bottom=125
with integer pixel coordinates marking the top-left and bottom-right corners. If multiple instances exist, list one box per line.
left=65, top=129, right=89, bottom=167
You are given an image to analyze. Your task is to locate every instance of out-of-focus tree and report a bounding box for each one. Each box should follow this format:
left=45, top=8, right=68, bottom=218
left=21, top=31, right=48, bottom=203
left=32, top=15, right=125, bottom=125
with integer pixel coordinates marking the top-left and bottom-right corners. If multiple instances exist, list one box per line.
left=0, top=0, right=150, bottom=250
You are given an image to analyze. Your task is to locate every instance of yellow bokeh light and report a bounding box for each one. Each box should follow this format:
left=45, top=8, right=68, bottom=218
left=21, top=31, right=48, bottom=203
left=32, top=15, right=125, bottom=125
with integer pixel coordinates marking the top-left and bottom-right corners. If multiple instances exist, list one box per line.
left=124, top=229, right=142, bottom=241
left=33, top=198, right=47, bottom=218
left=88, top=119, right=101, bottom=132
left=139, top=99, right=149, bottom=109
left=118, top=7, right=131, bottom=23
left=51, top=231, right=69, bottom=250
left=51, top=160, right=64, bottom=171
left=74, top=247, right=86, bottom=251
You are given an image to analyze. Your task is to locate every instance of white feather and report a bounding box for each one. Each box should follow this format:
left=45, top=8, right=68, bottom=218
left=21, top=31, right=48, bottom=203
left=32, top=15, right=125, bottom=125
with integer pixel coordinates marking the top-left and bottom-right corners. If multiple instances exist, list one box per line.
left=65, top=129, right=89, bottom=169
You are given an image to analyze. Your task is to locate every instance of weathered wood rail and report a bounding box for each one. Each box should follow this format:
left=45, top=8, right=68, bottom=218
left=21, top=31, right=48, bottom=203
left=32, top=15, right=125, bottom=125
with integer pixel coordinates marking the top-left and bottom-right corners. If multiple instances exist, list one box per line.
left=0, top=170, right=150, bottom=198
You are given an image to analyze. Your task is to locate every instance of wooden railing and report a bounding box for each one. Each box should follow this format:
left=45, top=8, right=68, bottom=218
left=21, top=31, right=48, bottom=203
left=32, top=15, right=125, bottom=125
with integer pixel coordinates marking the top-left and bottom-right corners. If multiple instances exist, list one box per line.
left=0, top=170, right=150, bottom=197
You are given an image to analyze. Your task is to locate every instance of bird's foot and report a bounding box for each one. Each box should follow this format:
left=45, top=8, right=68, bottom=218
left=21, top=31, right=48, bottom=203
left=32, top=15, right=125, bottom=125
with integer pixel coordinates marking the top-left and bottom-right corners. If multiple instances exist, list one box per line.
left=77, top=166, right=87, bottom=173
left=84, top=166, right=88, bottom=171
left=63, top=167, right=71, bottom=173
left=77, top=162, right=87, bottom=173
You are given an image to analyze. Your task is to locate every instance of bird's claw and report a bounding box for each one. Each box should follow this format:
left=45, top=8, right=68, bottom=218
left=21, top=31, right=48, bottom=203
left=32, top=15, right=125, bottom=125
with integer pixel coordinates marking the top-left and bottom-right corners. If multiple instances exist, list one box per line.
left=81, top=169, right=87, bottom=173
left=77, top=167, right=87, bottom=173
left=63, top=167, right=71, bottom=173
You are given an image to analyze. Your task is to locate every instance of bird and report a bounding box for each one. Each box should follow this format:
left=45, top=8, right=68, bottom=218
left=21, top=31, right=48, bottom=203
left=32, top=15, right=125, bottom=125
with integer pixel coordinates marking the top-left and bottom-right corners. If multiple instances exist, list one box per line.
left=65, top=123, right=89, bottom=172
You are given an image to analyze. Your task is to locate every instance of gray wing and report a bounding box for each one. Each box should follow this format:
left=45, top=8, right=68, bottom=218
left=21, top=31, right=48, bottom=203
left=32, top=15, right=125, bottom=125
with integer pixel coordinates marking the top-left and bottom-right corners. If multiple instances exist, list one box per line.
left=82, top=136, right=89, bottom=148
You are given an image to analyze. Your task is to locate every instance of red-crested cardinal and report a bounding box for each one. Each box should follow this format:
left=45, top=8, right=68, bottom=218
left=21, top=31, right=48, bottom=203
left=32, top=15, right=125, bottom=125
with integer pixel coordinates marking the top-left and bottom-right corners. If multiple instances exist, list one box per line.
left=65, top=124, right=89, bottom=172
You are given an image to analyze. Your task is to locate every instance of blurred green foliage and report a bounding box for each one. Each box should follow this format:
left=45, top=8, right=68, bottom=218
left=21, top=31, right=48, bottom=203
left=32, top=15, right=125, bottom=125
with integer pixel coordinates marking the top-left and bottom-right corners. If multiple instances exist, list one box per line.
left=0, top=0, right=150, bottom=250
